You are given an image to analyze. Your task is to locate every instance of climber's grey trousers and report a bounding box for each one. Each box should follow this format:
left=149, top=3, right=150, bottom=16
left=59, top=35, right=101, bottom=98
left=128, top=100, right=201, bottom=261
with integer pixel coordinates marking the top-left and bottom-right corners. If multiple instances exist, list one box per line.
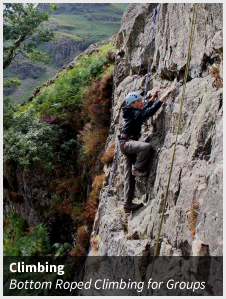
left=119, top=140, right=152, bottom=204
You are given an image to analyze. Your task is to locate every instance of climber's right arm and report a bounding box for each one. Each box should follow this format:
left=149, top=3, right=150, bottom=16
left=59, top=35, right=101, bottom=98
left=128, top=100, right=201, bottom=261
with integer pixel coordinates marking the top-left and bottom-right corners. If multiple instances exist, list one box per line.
left=159, top=87, right=175, bottom=102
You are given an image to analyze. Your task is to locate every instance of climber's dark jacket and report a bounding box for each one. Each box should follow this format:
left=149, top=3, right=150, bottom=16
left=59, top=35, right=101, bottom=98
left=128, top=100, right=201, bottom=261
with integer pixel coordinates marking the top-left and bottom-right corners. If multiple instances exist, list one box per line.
left=120, top=100, right=163, bottom=140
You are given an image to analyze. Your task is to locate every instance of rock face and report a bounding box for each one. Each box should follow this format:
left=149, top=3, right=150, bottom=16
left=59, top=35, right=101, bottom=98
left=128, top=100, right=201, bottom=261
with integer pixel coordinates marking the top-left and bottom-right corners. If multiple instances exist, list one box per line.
left=11, top=61, right=46, bottom=80
left=45, top=37, right=80, bottom=67
left=82, top=3, right=223, bottom=295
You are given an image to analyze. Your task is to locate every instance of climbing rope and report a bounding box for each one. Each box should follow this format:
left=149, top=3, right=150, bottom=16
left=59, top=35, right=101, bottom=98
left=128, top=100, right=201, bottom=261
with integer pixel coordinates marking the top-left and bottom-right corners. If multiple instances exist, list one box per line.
left=133, top=3, right=158, bottom=102
left=70, top=145, right=120, bottom=296
left=145, top=3, right=198, bottom=295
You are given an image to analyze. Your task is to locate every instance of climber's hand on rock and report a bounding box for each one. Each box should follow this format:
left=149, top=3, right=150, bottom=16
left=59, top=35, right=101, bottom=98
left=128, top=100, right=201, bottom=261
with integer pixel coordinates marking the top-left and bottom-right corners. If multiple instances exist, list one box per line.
left=151, top=89, right=161, bottom=102
left=154, top=89, right=161, bottom=97
left=167, top=87, right=176, bottom=95
left=160, top=87, right=176, bottom=102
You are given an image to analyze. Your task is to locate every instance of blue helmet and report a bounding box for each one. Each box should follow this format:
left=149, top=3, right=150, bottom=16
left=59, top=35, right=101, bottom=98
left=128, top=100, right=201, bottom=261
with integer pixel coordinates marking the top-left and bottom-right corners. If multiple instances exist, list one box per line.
left=125, top=92, right=142, bottom=105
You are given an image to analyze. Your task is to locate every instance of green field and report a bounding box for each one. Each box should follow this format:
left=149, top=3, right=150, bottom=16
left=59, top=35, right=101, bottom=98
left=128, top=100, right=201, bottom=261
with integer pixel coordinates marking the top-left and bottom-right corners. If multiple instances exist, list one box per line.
left=112, top=3, right=129, bottom=10
left=50, top=14, right=121, bottom=38
left=47, top=3, right=129, bottom=43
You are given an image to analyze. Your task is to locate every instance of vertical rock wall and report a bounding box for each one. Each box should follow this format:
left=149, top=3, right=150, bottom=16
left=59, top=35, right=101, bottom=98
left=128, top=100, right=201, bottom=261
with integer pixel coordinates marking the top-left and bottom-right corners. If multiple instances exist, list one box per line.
left=90, top=3, right=223, bottom=258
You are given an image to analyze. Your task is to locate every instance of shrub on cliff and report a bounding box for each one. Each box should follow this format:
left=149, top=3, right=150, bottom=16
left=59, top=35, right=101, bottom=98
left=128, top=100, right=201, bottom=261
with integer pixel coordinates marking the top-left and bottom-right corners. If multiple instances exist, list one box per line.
left=78, top=71, right=113, bottom=163
left=101, top=142, right=115, bottom=165
left=3, top=97, right=16, bottom=129
left=3, top=214, right=51, bottom=256
left=3, top=108, right=62, bottom=171
left=33, top=44, right=114, bottom=118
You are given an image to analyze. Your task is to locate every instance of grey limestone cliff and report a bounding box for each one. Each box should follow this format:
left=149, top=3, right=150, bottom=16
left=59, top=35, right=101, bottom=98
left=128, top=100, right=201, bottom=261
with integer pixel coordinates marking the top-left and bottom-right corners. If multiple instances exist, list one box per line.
left=81, top=3, right=223, bottom=296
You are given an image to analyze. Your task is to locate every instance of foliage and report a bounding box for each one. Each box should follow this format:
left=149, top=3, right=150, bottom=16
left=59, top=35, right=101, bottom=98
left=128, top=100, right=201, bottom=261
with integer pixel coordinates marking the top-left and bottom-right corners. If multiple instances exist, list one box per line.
left=210, top=63, right=223, bottom=88
left=52, top=242, right=72, bottom=258
left=91, top=173, right=106, bottom=200
left=3, top=77, right=21, bottom=88
left=3, top=3, right=57, bottom=70
left=79, top=71, right=113, bottom=162
left=33, top=45, right=114, bottom=117
left=4, top=45, right=115, bottom=259
left=188, top=200, right=200, bottom=238
left=3, top=107, right=62, bottom=170
left=101, top=142, right=115, bottom=165
left=46, top=177, right=84, bottom=221
left=3, top=97, right=16, bottom=129
left=3, top=213, right=72, bottom=258
left=6, top=190, right=23, bottom=203
left=82, top=173, right=106, bottom=225
left=70, top=225, right=89, bottom=256
left=78, top=123, right=107, bottom=160
left=82, top=72, right=113, bottom=125
left=20, top=224, right=52, bottom=256
left=106, top=50, right=116, bottom=64
left=3, top=214, right=51, bottom=256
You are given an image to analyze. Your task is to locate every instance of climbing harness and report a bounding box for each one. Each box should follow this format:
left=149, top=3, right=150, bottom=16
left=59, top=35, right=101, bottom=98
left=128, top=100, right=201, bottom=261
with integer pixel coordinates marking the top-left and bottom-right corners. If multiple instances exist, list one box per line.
left=70, top=146, right=120, bottom=296
left=145, top=3, right=198, bottom=295
left=133, top=3, right=159, bottom=103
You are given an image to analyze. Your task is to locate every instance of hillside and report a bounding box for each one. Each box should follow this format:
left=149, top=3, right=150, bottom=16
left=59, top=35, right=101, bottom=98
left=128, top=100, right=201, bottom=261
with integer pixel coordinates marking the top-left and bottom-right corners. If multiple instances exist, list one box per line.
left=3, top=3, right=128, bottom=104
left=4, top=42, right=119, bottom=296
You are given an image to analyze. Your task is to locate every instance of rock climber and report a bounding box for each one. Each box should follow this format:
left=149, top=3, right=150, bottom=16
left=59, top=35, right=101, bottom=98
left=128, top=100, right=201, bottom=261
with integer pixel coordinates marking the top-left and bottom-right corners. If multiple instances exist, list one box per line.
left=119, top=87, right=175, bottom=213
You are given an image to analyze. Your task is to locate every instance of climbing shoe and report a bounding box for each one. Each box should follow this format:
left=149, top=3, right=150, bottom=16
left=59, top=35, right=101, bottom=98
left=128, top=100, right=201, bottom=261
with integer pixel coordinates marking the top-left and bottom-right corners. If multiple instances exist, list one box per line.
left=132, top=167, right=147, bottom=177
left=123, top=203, right=144, bottom=213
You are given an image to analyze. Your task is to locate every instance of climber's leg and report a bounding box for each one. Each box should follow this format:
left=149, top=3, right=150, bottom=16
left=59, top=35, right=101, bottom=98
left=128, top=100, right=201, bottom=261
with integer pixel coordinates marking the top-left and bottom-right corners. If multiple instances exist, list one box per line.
left=122, top=154, right=143, bottom=212
left=124, top=140, right=153, bottom=171
left=124, top=153, right=135, bottom=204
left=119, top=140, right=144, bottom=212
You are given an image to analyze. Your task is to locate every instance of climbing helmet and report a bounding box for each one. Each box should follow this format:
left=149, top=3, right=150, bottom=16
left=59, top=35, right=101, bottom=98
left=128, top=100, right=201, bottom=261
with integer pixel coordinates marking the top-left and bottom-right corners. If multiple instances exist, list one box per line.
left=125, top=92, right=142, bottom=105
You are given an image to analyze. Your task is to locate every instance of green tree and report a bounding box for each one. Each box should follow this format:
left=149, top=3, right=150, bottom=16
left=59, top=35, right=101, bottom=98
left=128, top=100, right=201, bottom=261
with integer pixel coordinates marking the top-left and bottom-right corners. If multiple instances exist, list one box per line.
left=3, top=108, right=63, bottom=171
left=3, top=3, right=57, bottom=70
left=3, top=214, right=52, bottom=256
